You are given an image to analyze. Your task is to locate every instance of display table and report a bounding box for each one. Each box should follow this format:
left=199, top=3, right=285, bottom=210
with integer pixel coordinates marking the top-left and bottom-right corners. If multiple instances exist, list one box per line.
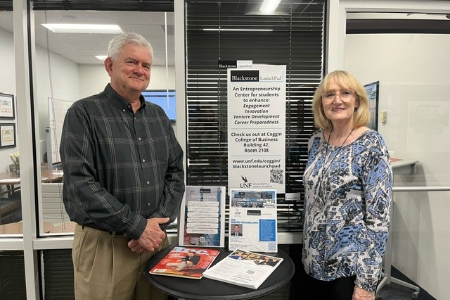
left=145, top=245, right=295, bottom=300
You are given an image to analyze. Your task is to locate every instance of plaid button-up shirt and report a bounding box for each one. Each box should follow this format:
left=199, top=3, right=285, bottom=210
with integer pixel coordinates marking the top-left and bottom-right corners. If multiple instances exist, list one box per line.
left=60, top=84, right=185, bottom=240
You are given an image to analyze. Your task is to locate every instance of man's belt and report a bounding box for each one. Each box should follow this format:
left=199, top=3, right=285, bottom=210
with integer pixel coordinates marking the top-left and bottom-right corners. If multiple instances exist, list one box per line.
left=83, top=223, right=124, bottom=236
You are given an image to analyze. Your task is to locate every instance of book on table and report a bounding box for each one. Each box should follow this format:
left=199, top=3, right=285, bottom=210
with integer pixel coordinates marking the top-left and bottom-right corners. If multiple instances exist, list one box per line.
left=202, top=249, right=283, bottom=289
left=149, top=246, right=220, bottom=279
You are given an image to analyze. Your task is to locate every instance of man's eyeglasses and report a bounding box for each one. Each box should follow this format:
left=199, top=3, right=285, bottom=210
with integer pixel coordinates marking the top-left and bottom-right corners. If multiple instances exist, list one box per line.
left=322, top=89, right=355, bottom=101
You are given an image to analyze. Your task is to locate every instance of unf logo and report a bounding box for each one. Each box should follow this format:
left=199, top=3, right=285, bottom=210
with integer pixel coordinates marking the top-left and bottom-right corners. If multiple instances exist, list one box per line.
left=240, top=175, right=252, bottom=188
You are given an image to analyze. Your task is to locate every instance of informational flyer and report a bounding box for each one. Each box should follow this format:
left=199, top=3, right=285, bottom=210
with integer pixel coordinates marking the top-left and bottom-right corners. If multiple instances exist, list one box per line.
left=203, top=249, right=283, bottom=289
left=227, top=65, right=286, bottom=193
left=228, top=188, right=278, bottom=253
left=178, top=186, right=226, bottom=247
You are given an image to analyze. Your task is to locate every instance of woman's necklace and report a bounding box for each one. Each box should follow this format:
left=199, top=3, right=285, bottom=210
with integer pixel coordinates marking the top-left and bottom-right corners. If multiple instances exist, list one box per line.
left=313, top=127, right=355, bottom=211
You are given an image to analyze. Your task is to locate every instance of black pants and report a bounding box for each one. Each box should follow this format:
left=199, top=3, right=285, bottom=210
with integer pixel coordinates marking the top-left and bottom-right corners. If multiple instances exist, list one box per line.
left=303, top=274, right=356, bottom=300
left=288, top=244, right=355, bottom=300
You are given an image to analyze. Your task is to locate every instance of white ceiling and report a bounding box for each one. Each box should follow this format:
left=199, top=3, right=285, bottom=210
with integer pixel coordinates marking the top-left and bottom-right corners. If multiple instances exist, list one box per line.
left=1, top=6, right=449, bottom=66
left=0, top=10, right=175, bottom=66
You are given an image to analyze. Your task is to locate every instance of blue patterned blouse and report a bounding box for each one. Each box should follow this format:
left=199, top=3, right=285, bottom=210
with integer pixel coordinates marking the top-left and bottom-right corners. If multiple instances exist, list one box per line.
left=302, top=129, right=393, bottom=292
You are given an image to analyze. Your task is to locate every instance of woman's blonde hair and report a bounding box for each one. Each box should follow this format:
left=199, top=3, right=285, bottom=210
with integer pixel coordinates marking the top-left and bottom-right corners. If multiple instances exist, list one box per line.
left=312, top=70, right=370, bottom=130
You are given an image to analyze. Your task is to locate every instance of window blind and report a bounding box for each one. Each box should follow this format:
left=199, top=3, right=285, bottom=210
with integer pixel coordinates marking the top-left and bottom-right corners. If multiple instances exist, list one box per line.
left=185, top=0, right=326, bottom=233
left=43, top=250, right=74, bottom=300
left=0, top=251, right=26, bottom=300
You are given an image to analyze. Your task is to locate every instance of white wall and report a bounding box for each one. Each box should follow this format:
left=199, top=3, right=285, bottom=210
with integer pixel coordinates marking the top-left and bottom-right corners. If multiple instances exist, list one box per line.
left=35, top=44, right=80, bottom=163
left=78, top=64, right=110, bottom=98
left=0, top=29, right=16, bottom=95
left=345, top=33, right=450, bottom=300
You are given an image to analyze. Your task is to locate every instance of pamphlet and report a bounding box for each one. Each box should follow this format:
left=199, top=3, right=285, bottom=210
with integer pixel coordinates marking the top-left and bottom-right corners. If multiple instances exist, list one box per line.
left=203, top=249, right=283, bottom=289
left=179, top=186, right=226, bottom=247
left=149, top=246, right=221, bottom=279
left=228, top=188, right=278, bottom=252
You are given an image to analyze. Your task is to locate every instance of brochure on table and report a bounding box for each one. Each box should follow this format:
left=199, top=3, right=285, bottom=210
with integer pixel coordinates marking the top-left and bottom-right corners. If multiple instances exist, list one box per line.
left=228, top=188, right=278, bottom=252
left=149, top=246, right=220, bottom=279
left=203, top=249, right=283, bottom=289
left=178, top=186, right=226, bottom=247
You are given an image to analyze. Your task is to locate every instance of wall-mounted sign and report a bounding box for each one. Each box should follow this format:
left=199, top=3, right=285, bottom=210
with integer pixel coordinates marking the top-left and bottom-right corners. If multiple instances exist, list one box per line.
left=227, top=64, right=286, bottom=193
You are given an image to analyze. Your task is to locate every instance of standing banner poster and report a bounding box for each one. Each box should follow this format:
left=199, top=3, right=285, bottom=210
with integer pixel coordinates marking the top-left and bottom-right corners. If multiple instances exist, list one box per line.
left=227, top=65, right=286, bottom=193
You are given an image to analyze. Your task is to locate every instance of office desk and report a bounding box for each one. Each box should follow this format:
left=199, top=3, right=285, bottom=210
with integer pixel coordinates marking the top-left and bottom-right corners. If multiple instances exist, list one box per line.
left=390, top=158, right=418, bottom=175
left=0, top=170, right=63, bottom=196
left=41, top=170, right=64, bottom=183
left=0, top=170, right=63, bottom=184
left=0, top=221, right=54, bottom=234
left=48, top=221, right=77, bottom=233
left=145, top=246, right=295, bottom=300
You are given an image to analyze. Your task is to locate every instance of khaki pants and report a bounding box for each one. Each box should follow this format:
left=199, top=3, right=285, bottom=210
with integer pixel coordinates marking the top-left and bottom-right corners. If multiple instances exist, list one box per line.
left=72, top=224, right=168, bottom=300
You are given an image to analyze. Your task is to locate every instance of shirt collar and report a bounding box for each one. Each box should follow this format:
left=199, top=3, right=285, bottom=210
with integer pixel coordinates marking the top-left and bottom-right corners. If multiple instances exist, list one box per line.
left=104, top=84, right=147, bottom=112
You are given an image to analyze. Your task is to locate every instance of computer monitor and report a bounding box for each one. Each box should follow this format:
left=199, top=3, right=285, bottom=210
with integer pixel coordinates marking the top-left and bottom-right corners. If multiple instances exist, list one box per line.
left=363, top=81, right=379, bottom=131
left=142, top=90, right=176, bottom=122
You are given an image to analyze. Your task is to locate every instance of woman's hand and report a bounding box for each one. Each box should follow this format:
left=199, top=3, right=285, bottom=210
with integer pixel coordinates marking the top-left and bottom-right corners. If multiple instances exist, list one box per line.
left=352, top=286, right=376, bottom=300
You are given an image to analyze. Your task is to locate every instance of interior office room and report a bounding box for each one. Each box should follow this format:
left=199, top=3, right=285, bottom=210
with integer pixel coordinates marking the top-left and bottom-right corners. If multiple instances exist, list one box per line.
left=0, top=0, right=449, bottom=299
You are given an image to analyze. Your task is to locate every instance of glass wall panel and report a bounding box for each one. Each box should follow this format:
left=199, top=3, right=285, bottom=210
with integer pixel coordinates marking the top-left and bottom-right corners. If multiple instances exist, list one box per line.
left=31, top=4, right=176, bottom=299
left=31, top=8, right=175, bottom=236
left=0, top=7, right=22, bottom=235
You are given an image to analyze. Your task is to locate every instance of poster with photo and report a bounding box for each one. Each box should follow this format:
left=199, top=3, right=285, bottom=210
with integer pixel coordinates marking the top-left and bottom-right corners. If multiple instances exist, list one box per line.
left=228, top=188, right=277, bottom=253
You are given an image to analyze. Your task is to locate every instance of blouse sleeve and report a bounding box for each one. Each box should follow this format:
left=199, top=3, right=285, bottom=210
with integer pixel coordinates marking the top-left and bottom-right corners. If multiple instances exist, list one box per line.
left=355, top=132, right=393, bottom=291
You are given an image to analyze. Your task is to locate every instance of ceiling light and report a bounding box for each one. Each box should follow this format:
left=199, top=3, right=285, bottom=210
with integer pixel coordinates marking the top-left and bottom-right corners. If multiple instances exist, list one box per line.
left=260, top=0, right=281, bottom=14
left=203, top=28, right=273, bottom=32
left=42, top=24, right=123, bottom=34
left=95, top=55, right=107, bottom=61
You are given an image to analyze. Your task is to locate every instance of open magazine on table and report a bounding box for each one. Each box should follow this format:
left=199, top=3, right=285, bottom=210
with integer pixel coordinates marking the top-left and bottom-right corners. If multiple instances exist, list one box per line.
left=149, top=246, right=220, bottom=279
left=202, top=249, right=283, bottom=289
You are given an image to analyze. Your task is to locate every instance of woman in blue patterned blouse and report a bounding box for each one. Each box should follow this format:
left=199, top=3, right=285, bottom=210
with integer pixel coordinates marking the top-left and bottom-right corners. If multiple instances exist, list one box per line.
left=302, top=70, right=393, bottom=300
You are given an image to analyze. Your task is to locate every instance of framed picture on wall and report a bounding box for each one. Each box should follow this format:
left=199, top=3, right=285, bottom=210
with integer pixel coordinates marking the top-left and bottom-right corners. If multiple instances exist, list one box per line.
left=0, top=93, right=15, bottom=119
left=0, top=123, right=16, bottom=148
